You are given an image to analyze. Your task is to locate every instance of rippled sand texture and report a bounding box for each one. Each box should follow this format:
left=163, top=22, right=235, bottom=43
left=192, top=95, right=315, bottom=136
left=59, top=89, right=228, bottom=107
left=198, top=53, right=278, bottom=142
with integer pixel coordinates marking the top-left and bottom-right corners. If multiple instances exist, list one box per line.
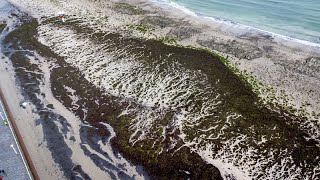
left=37, top=15, right=320, bottom=179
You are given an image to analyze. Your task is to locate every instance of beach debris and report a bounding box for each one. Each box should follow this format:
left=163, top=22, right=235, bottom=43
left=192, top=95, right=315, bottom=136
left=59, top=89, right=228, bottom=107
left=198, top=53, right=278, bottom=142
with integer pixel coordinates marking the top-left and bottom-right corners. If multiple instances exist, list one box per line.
left=21, top=102, right=29, bottom=108
left=0, top=112, right=8, bottom=125
left=57, top=11, right=65, bottom=22
left=10, top=144, right=17, bottom=154
left=20, top=101, right=32, bottom=109
left=0, top=170, right=7, bottom=176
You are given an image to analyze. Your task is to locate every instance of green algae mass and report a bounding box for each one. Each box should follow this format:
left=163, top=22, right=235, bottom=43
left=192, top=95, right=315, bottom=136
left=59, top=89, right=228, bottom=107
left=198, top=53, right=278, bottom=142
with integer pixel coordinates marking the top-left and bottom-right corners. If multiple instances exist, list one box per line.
left=8, top=13, right=319, bottom=179
left=113, top=3, right=145, bottom=15
left=0, top=23, right=6, bottom=33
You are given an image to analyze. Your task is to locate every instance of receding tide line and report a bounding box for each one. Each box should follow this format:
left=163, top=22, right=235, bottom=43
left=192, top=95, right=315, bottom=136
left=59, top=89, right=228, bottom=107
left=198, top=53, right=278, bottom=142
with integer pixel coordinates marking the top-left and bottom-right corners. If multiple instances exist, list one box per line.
left=0, top=88, right=39, bottom=180
left=160, top=0, right=320, bottom=48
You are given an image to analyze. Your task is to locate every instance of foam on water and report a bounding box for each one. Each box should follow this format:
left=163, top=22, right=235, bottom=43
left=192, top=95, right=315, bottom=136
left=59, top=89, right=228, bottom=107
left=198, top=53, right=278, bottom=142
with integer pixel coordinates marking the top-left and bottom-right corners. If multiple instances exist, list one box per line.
left=155, top=0, right=320, bottom=49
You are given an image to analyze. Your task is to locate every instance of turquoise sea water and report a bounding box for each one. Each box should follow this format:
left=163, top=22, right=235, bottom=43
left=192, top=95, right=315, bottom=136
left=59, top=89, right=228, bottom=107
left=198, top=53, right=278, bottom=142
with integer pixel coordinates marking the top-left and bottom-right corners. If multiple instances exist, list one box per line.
left=161, top=0, right=320, bottom=44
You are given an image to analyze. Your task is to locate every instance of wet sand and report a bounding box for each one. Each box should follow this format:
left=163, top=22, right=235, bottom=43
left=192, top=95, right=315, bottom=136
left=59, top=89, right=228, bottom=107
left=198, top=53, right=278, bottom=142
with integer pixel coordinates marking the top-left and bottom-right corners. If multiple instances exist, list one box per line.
left=130, top=0, right=320, bottom=118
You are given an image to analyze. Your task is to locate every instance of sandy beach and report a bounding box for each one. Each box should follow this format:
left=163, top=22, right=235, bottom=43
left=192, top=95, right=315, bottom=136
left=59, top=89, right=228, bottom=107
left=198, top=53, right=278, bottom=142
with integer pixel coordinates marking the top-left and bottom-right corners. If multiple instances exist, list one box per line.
left=132, top=0, right=320, bottom=117
left=1, top=0, right=319, bottom=179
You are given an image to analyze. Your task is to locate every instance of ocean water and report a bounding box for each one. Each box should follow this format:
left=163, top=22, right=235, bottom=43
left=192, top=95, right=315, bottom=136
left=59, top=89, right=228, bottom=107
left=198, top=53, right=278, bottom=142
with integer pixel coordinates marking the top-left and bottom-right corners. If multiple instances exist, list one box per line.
left=160, top=0, right=320, bottom=45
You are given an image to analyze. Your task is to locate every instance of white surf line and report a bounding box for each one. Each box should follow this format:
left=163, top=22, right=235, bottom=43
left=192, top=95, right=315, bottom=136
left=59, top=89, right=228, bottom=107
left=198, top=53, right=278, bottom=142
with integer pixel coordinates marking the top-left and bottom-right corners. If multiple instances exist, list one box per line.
left=0, top=98, right=33, bottom=180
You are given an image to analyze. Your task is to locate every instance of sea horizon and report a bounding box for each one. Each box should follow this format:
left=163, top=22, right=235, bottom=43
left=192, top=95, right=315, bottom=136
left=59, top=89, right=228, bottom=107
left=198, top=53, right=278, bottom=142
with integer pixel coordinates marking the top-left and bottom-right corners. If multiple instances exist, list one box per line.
left=155, top=0, right=320, bottom=47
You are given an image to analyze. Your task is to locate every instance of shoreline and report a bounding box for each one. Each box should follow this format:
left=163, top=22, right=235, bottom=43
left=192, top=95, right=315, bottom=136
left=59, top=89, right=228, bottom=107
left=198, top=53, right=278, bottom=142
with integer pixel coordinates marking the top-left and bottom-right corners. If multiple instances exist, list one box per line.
left=126, top=0, right=320, bottom=119
left=150, top=0, right=320, bottom=52
left=154, top=0, right=320, bottom=48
